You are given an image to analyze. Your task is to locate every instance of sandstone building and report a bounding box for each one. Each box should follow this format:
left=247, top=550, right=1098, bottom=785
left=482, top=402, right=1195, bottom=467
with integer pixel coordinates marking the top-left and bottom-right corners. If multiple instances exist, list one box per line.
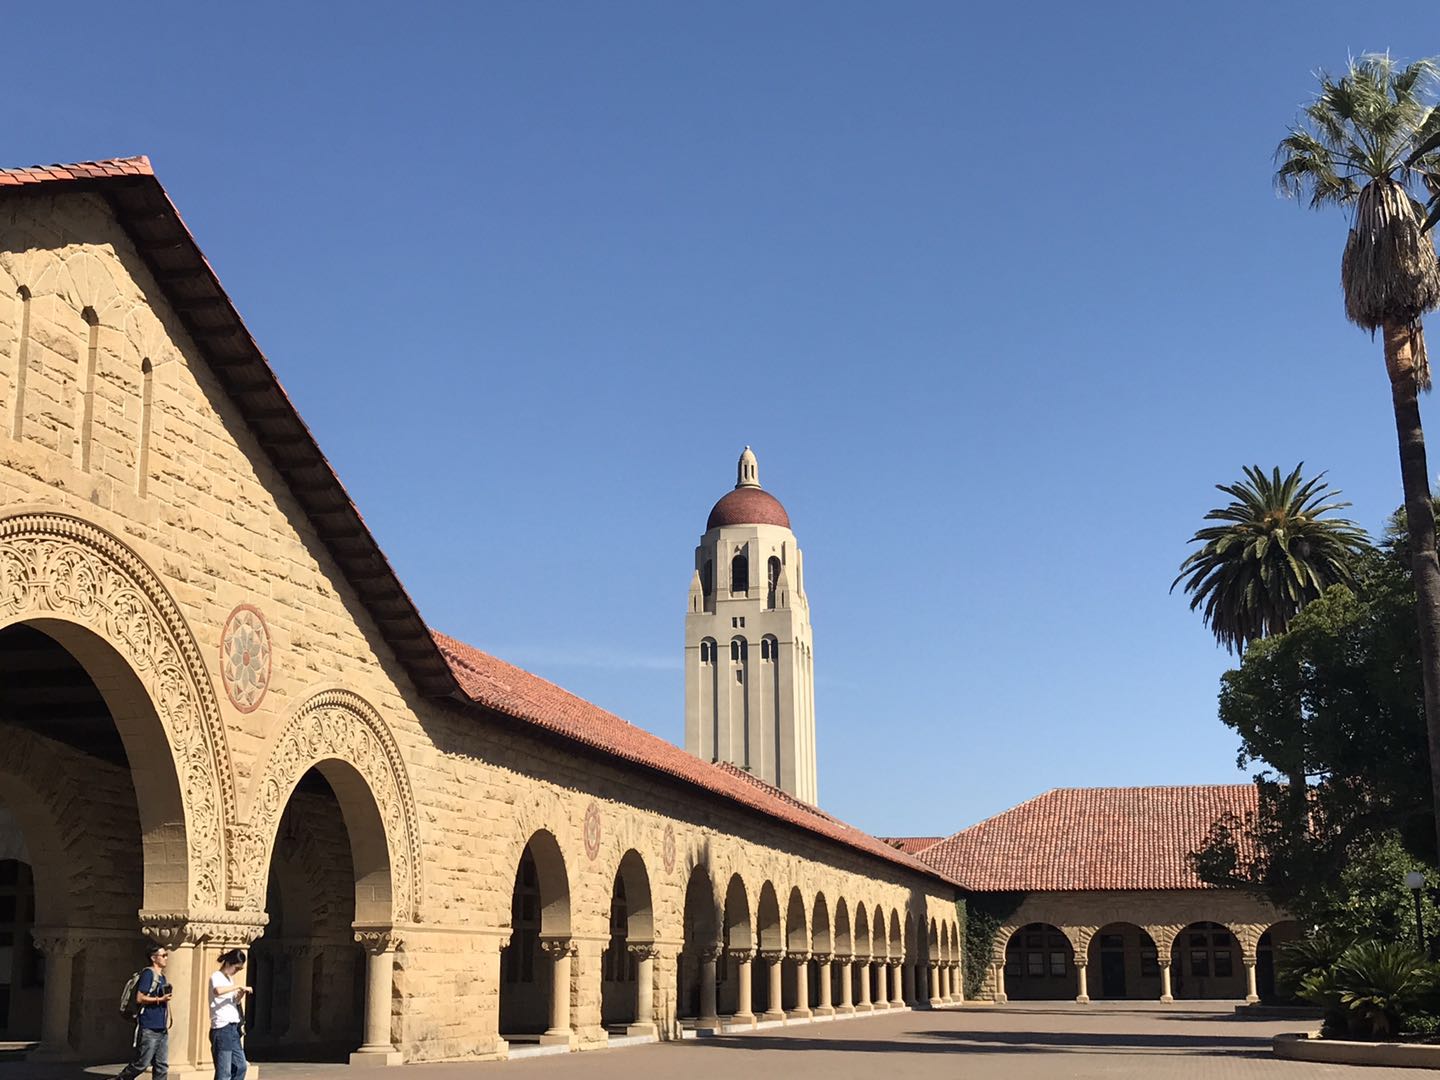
left=0, top=158, right=963, bottom=1077
left=894, top=786, right=1297, bottom=1005
left=0, top=156, right=1294, bottom=1078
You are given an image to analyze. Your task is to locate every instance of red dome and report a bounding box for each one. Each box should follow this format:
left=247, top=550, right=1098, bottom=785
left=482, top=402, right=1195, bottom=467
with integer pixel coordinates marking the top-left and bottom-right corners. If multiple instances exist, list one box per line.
left=707, top=487, right=791, bottom=530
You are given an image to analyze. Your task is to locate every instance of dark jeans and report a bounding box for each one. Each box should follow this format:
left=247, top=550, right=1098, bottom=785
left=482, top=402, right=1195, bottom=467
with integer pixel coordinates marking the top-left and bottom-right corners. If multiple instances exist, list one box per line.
left=117, top=1026, right=167, bottom=1080
left=210, top=1023, right=247, bottom=1080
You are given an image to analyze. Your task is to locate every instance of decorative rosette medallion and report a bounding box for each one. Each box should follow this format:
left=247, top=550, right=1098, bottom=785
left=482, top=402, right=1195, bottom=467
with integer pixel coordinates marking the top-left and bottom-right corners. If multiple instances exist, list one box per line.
left=583, top=801, right=603, bottom=861
left=220, top=604, right=271, bottom=713
left=663, top=823, right=677, bottom=873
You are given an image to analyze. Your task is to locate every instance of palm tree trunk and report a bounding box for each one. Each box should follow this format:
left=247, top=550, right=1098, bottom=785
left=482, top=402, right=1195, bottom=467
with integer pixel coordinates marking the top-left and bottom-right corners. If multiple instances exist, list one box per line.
left=1385, top=321, right=1440, bottom=863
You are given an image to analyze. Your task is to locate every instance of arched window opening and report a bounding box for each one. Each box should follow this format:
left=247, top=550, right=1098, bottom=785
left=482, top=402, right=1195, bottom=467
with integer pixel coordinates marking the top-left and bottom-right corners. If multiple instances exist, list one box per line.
left=506, top=849, right=541, bottom=984
left=766, top=557, right=782, bottom=609
left=701, top=560, right=714, bottom=601
left=730, top=637, right=747, bottom=663
left=10, top=287, right=31, bottom=440
left=699, top=639, right=716, bottom=664
left=730, top=552, right=749, bottom=595
left=602, top=879, right=635, bottom=983
left=77, top=307, right=99, bottom=471
left=760, top=636, right=778, bottom=662
left=0, top=859, right=39, bottom=1037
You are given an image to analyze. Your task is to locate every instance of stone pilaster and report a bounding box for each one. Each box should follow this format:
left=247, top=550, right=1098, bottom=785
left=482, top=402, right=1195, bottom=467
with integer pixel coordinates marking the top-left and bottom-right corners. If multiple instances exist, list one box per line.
left=351, top=928, right=403, bottom=1066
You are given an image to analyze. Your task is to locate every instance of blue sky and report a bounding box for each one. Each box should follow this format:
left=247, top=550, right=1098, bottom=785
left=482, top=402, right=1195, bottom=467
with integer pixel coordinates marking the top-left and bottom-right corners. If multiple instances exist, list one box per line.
left=10, top=1, right=1437, bottom=837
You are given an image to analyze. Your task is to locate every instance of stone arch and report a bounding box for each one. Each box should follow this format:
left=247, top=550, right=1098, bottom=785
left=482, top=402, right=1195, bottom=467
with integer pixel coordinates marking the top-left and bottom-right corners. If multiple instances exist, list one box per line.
left=612, top=849, right=654, bottom=944
left=0, top=511, right=233, bottom=909
left=871, top=908, right=888, bottom=959
left=928, top=916, right=939, bottom=960
left=811, top=892, right=832, bottom=955
left=834, top=898, right=852, bottom=958
left=854, top=903, right=871, bottom=960
left=513, top=829, right=571, bottom=938
left=684, top=863, right=719, bottom=946
left=236, top=689, right=422, bottom=921
left=723, top=873, right=752, bottom=951
left=889, top=909, right=902, bottom=957
left=756, top=881, right=782, bottom=951
left=785, top=887, right=808, bottom=953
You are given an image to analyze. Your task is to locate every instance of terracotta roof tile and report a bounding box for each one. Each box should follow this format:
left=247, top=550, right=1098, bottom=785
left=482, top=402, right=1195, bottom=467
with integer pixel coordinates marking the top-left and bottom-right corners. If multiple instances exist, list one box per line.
left=434, top=631, right=956, bottom=886
left=917, top=786, right=1258, bottom=892
left=879, top=836, right=945, bottom=855
left=0, top=156, right=153, bottom=186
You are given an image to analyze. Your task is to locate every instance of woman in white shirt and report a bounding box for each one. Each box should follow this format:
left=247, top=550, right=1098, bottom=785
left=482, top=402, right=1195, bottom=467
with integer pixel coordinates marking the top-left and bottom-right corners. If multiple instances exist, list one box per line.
left=209, top=948, right=251, bottom=1080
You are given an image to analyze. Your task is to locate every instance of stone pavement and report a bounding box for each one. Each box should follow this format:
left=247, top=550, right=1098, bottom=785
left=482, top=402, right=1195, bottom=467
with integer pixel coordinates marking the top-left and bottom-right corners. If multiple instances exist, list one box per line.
left=6, top=1002, right=1420, bottom=1080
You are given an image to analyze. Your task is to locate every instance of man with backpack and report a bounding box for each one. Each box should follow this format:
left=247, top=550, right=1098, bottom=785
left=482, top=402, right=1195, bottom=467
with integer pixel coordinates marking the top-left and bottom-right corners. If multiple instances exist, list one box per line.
left=117, top=943, right=172, bottom=1080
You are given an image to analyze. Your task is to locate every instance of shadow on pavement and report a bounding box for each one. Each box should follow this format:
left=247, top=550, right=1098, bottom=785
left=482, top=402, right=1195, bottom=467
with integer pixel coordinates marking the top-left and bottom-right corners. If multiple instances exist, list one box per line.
left=696, top=1027, right=1274, bottom=1058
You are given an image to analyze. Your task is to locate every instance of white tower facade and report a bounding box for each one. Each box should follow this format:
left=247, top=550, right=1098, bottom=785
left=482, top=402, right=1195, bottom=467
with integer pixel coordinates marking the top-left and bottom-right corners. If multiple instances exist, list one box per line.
left=684, top=448, right=817, bottom=803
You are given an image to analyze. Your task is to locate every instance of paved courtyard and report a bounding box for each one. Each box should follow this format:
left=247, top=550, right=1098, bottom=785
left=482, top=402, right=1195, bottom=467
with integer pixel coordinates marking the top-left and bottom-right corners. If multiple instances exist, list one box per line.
left=6, top=1002, right=1423, bottom=1080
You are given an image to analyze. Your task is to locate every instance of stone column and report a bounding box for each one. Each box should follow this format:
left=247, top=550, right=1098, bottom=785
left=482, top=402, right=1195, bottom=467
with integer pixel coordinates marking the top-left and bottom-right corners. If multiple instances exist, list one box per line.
left=837, top=957, right=855, bottom=1014
left=284, top=943, right=316, bottom=1039
left=814, top=953, right=834, bottom=1016
left=947, top=962, right=959, bottom=1002
left=539, top=938, right=578, bottom=1047
left=1075, top=953, right=1090, bottom=1004
left=28, top=931, right=82, bottom=1060
left=856, top=958, right=873, bottom=1012
left=627, top=944, right=660, bottom=1037
left=1244, top=958, right=1259, bottom=1004
left=760, top=949, right=786, bottom=1021
left=351, top=929, right=403, bottom=1065
left=902, top=960, right=915, bottom=1005
left=732, top=949, right=756, bottom=1024
left=870, top=961, right=890, bottom=1010
left=993, top=960, right=1007, bottom=1004
left=141, top=909, right=268, bottom=1080
left=697, top=944, right=722, bottom=1027
left=889, top=959, right=905, bottom=1007
left=788, top=953, right=811, bottom=1019
left=1159, top=960, right=1174, bottom=1003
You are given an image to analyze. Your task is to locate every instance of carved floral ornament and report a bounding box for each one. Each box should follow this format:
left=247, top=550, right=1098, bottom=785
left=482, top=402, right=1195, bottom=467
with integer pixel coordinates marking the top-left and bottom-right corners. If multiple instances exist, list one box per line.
left=0, top=512, right=234, bottom=910
left=662, top=823, right=676, bottom=873
left=230, top=689, right=424, bottom=922
left=219, top=603, right=271, bottom=713
left=583, top=801, right=602, bottom=861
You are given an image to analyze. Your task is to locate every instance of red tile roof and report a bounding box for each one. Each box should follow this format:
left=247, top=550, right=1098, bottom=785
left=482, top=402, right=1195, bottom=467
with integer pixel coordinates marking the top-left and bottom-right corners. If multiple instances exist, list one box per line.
left=917, top=786, right=1259, bottom=892
left=435, top=632, right=955, bottom=885
left=0, top=156, right=156, bottom=186
left=707, top=486, right=791, bottom=530
left=879, top=836, right=945, bottom=855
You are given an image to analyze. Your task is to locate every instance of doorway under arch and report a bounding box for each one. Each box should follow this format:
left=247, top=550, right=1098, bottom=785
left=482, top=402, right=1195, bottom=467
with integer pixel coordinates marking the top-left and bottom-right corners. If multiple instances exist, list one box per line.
left=1087, top=923, right=1161, bottom=1000
left=500, top=831, right=572, bottom=1042
left=1003, top=923, right=1078, bottom=1000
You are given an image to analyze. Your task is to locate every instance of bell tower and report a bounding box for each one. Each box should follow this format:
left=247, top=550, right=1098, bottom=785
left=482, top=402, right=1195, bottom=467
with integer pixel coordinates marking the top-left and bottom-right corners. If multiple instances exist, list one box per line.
left=684, top=448, right=817, bottom=803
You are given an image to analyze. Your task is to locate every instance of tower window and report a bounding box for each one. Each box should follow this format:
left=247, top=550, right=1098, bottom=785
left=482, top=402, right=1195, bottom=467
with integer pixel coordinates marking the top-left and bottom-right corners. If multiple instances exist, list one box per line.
left=761, top=636, right=778, bottom=662
left=730, top=552, right=749, bottom=595
left=700, top=639, right=716, bottom=664
left=766, top=556, right=782, bottom=609
left=730, top=637, right=747, bottom=663
left=701, top=560, right=713, bottom=599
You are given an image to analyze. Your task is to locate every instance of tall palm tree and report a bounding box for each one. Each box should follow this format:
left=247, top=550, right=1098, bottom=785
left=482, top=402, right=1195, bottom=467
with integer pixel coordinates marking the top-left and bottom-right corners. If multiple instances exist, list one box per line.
left=1276, top=53, right=1440, bottom=857
left=1173, top=464, right=1370, bottom=653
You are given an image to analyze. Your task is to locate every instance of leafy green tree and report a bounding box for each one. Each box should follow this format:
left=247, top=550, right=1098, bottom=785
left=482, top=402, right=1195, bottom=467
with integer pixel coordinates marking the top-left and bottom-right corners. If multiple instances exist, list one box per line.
left=1191, top=518, right=1440, bottom=934
left=1277, top=54, right=1440, bottom=857
left=1173, top=464, right=1369, bottom=653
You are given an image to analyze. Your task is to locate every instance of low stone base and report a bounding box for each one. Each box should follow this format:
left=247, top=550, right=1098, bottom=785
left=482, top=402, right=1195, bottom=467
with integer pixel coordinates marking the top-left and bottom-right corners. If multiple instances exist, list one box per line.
left=1274, top=1031, right=1440, bottom=1069
left=349, top=1048, right=403, bottom=1066
left=812, top=1006, right=835, bottom=1017
left=538, top=1031, right=577, bottom=1049
left=624, top=1022, right=658, bottom=1038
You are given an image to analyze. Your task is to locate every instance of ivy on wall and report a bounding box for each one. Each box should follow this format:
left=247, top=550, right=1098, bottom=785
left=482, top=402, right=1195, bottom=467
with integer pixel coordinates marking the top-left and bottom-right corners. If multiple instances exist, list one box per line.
left=961, top=892, right=1026, bottom=999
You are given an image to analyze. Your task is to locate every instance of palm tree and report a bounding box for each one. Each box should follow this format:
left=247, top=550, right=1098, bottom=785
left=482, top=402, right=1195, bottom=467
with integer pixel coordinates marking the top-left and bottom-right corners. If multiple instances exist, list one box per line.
left=1173, top=464, right=1369, bottom=653
left=1276, top=53, right=1440, bottom=857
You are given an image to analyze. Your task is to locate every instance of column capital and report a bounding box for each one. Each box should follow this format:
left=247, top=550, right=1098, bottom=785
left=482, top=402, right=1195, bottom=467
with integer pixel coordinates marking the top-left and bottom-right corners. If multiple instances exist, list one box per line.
left=731, top=948, right=757, bottom=964
left=140, top=908, right=268, bottom=947
left=698, top=942, right=725, bottom=963
left=812, top=952, right=832, bottom=964
left=758, top=948, right=785, bottom=963
left=887, top=957, right=903, bottom=968
left=283, top=941, right=318, bottom=960
left=29, top=929, right=85, bottom=959
left=627, top=943, right=662, bottom=962
left=539, top=937, right=578, bottom=959
left=789, top=951, right=811, bottom=964
left=1243, top=956, right=1257, bottom=968
left=354, top=928, right=402, bottom=954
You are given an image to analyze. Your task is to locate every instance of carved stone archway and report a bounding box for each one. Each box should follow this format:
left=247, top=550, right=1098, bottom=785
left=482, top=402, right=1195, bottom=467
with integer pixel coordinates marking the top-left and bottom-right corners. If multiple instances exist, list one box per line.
left=232, top=689, right=423, bottom=921
left=0, top=511, right=234, bottom=909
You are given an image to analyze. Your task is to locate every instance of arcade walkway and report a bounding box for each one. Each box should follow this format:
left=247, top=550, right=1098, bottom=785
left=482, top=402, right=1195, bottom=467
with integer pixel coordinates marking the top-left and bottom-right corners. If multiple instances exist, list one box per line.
left=8, top=1001, right=1410, bottom=1079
